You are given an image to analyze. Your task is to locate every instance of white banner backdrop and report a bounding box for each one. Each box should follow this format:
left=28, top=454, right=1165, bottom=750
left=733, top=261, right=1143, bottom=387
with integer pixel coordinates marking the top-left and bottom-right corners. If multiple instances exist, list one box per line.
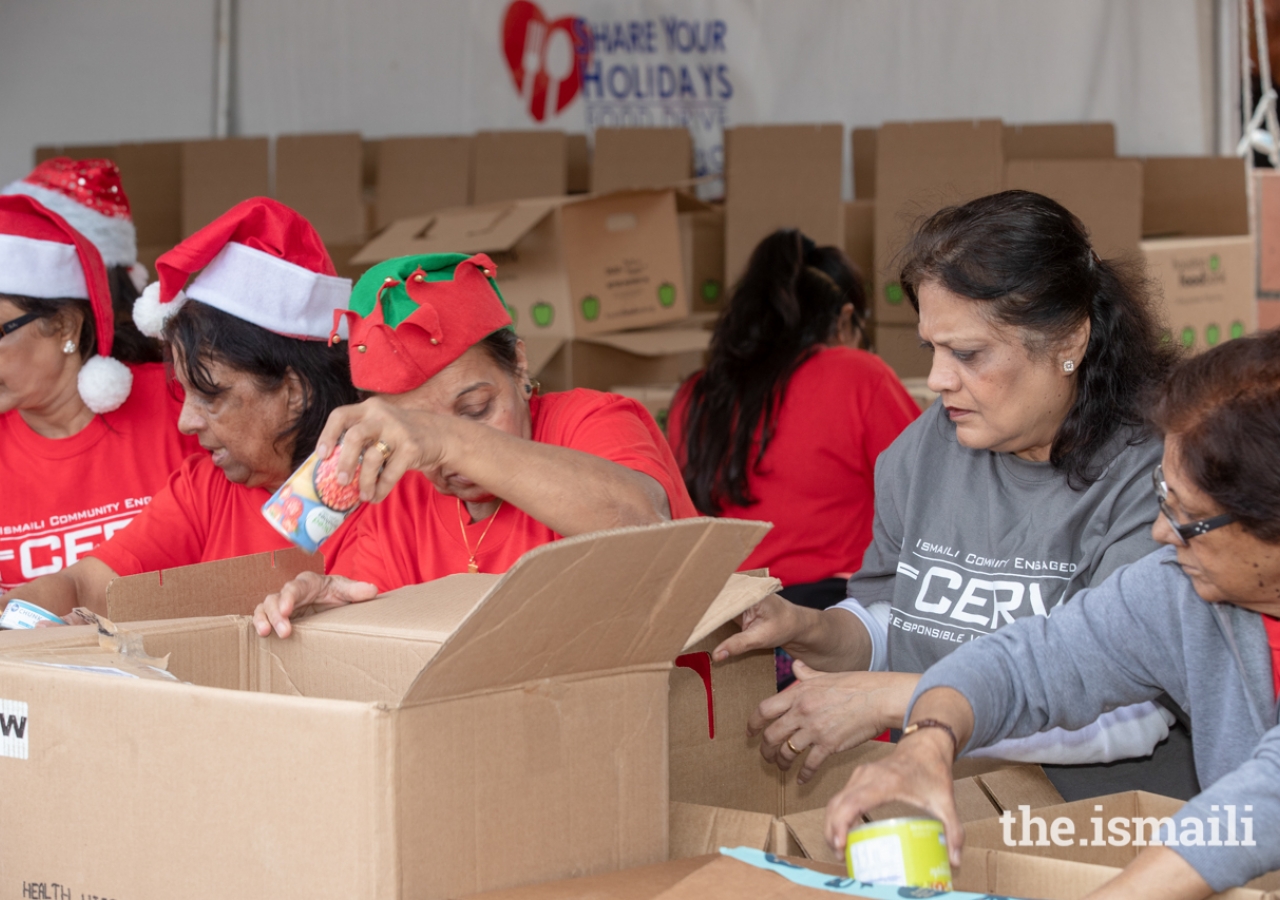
left=1, top=0, right=1214, bottom=188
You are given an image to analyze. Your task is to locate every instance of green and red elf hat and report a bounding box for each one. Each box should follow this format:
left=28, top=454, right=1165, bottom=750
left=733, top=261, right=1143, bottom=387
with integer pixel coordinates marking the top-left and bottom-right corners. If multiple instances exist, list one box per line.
left=332, top=252, right=514, bottom=393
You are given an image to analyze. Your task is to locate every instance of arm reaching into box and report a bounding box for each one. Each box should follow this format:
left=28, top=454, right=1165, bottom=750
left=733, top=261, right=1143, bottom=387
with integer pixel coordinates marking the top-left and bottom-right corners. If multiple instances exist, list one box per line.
left=711, top=593, right=875, bottom=671
left=0, top=557, right=117, bottom=620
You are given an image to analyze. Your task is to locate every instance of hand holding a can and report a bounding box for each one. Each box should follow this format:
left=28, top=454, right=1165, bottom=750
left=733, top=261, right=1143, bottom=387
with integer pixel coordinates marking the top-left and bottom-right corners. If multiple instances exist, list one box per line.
left=314, top=398, right=457, bottom=505
left=748, top=664, right=920, bottom=784
left=824, top=686, right=975, bottom=868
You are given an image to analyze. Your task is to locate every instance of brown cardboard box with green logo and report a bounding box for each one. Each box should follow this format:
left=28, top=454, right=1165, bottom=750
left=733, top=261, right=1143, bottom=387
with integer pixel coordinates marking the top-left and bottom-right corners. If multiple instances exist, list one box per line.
left=353, top=188, right=704, bottom=388
left=1140, top=157, right=1254, bottom=353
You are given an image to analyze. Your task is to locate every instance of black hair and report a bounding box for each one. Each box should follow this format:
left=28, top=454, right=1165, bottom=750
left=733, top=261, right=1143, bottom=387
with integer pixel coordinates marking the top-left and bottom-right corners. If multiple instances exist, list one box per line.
left=478, top=328, right=521, bottom=378
left=899, top=190, right=1178, bottom=488
left=164, top=300, right=359, bottom=469
left=679, top=229, right=867, bottom=515
left=106, top=265, right=163, bottom=363
left=1151, top=328, right=1280, bottom=543
left=1, top=264, right=162, bottom=366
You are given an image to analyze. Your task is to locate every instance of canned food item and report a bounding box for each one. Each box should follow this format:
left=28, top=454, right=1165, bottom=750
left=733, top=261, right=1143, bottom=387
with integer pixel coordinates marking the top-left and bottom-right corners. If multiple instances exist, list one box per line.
left=0, top=599, right=65, bottom=630
left=845, top=817, right=951, bottom=889
left=262, top=445, right=363, bottom=553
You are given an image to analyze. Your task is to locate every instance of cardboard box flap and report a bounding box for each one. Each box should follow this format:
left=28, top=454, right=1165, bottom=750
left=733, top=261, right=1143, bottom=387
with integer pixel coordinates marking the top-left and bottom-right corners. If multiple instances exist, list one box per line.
left=106, top=548, right=324, bottom=622
left=670, top=802, right=778, bottom=861
left=683, top=574, right=782, bottom=651
left=351, top=198, right=564, bottom=264
left=779, top=807, right=831, bottom=863
left=460, top=855, right=720, bottom=900
left=650, top=855, right=847, bottom=900
left=296, top=573, right=500, bottom=642
left=403, top=518, right=769, bottom=704
left=580, top=328, right=711, bottom=358
left=1143, top=157, right=1249, bottom=238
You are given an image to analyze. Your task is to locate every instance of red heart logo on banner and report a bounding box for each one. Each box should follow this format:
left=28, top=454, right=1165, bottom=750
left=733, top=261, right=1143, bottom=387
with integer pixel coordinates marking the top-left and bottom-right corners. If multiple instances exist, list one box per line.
left=502, top=0, right=588, bottom=122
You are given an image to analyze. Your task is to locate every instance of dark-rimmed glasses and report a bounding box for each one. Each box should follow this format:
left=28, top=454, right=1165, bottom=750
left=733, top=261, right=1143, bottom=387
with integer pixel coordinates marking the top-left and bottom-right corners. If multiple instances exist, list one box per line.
left=1152, top=463, right=1236, bottom=545
left=0, top=312, right=39, bottom=340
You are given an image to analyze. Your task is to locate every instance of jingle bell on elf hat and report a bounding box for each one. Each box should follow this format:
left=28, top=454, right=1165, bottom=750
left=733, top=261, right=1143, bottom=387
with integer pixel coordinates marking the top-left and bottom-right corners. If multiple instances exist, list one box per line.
left=133, top=197, right=351, bottom=341
left=2, top=157, right=149, bottom=293
left=0, top=194, right=134, bottom=413
left=333, top=253, right=513, bottom=393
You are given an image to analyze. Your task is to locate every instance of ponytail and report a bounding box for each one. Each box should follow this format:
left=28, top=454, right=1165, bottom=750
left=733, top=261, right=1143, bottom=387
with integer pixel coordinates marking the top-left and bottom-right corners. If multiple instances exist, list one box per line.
left=680, top=229, right=866, bottom=514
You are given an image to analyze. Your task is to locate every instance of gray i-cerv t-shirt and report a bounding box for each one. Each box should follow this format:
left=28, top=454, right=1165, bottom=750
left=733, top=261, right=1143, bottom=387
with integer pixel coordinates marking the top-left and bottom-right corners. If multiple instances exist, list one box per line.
left=848, top=402, right=1163, bottom=674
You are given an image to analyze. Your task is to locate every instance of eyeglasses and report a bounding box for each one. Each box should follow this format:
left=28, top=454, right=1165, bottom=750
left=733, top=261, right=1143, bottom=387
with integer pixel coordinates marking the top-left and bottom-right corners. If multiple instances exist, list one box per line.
left=0, top=312, right=39, bottom=340
left=1152, top=464, right=1236, bottom=546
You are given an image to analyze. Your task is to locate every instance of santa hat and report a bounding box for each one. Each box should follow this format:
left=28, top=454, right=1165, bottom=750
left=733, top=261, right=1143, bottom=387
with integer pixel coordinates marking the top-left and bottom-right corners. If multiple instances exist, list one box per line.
left=133, top=197, right=350, bottom=341
left=2, top=157, right=148, bottom=293
left=334, top=253, right=513, bottom=393
left=0, top=194, right=134, bottom=413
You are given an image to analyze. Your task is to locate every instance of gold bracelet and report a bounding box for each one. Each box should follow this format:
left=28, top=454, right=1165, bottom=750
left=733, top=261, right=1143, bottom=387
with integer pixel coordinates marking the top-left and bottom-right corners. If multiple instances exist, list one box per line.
left=901, top=718, right=959, bottom=760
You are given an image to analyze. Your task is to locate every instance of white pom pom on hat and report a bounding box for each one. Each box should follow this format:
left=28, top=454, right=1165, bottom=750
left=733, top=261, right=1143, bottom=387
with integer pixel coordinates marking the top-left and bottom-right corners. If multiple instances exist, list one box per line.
left=77, top=355, right=134, bottom=414
left=133, top=280, right=186, bottom=339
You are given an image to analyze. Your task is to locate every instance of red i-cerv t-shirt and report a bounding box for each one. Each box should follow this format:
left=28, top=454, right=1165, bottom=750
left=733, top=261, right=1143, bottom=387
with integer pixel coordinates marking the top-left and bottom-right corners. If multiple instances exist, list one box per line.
left=328, top=389, right=698, bottom=592
left=0, top=363, right=202, bottom=591
left=667, top=346, right=920, bottom=587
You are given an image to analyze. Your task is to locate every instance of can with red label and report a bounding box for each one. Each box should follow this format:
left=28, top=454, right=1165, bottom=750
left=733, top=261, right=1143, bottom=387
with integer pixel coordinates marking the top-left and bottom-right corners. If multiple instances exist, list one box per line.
left=261, top=446, right=362, bottom=553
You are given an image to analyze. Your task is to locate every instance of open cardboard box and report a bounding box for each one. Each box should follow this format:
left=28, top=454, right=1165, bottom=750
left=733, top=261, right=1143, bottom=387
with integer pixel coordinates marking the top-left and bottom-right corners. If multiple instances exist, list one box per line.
left=668, top=623, right=1062, bottom=862
left=0, top=519, right=779, bottom=900
left=353, top=188, right=708, bottom=390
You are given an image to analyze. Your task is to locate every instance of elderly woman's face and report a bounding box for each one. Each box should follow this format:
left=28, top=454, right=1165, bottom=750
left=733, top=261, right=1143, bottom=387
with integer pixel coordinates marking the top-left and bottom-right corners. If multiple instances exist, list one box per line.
left=173, top=352, right=302, bottom=490
left=1154, top=438, right=1280, bottom=613
left=919, top=281, right=1086, bottom=461
left=380, top=341, right=530, bottom=503
left=0, top=297, right=82, bottom=415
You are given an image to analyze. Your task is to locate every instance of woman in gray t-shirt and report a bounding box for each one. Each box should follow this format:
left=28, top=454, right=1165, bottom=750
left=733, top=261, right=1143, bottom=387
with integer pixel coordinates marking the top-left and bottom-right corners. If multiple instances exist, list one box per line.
left=717, top=190, right=1192, bottom=801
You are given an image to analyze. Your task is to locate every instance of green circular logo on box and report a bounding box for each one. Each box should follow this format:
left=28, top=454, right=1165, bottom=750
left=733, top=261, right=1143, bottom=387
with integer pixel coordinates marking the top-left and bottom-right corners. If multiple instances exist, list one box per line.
left=581, top=295, right=600, bottom=321
left=1180, top=326, right=1196, bottom=348
left=885, top=283, right=905, bottom=305
left=1205, top=323, right=1221, bottom=346
left=531, top=302, right=554, bottom=328
left=700, top=280, right=722, bottom=302
left=1209, top=254, right=1220, bottom=272
left=658, top=282, right=676, bottom=307
left=1231, top=320, right=1246, bottom=339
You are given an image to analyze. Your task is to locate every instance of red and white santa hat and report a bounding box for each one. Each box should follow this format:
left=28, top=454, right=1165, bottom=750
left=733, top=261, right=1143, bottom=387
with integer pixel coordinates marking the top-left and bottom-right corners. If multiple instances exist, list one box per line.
left=0, top=194, right=134, bottom=413
left=133, top=197, right=350, bottom=341
left=2, top=157, right=148, bottom=293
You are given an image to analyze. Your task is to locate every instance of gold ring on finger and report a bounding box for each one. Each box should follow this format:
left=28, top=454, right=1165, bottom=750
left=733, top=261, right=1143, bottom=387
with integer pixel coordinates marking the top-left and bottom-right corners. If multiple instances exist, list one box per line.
left=374, top=440, right=392, bottom=460
left=786, top=737, right=803, bottom=755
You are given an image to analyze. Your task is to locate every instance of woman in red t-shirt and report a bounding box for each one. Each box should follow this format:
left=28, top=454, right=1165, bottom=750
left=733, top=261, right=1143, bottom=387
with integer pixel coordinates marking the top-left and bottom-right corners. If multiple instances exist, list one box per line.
left=1, top=198, right=359, bottom=617
left=0, top=163, right=201, bottom=594
left=668, top=230, right=919, bottom=611
left=254, top=251, right=696, bottom=638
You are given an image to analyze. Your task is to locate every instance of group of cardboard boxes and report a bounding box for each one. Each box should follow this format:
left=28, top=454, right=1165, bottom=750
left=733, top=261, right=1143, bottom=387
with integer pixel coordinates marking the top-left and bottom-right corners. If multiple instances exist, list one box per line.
left=6, top=520, right=1279, bottom=900
left=39, top=119, right=1270, bottom=434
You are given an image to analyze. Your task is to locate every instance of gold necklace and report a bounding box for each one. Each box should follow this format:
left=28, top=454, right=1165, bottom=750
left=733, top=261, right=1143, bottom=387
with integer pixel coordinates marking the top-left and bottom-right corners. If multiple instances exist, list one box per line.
left=456, top=497, right=503, bottom=574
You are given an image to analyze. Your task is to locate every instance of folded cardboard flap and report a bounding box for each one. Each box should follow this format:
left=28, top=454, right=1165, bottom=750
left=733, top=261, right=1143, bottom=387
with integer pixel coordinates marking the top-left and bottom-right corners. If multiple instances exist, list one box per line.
left=1143, top=156, right=1249, bottom=238
left=405, top=518, right=768, bottom=704
left=460, top=855, right=721, bottom=900
left=1003, top=122, right=1117, bottom=160
left=352, top=198, right=564, bottom=263
left=683, top=573, right=781, bottom=652
left=669, top=802, right=780, bottom=860
left=105, top=547, right=323, bottom=623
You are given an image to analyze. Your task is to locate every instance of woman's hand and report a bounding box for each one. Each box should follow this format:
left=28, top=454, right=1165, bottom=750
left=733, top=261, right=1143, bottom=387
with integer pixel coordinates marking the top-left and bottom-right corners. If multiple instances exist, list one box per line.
left=253, top=571, right=380, bottom=638
left=712, top=595, right=875, bottom=672
left=750, top=664, right=919, bottom=784
left=712, top=593, right=815, bottom=661
left=825, top=726, right=964, bottom=867
left=315, top=399, right=458, bottom=504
